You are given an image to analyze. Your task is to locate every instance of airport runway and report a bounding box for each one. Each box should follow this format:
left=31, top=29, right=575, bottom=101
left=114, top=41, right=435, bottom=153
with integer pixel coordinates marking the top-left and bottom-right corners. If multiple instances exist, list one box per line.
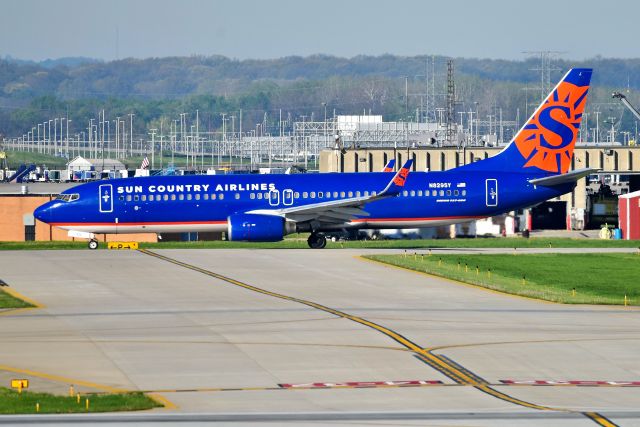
left=1, top=248, right=639, bottom=426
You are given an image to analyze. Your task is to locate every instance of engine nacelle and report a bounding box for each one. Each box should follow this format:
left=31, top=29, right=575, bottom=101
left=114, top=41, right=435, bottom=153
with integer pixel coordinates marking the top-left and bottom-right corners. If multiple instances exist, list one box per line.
left=227, top=213, right=292, bottom=242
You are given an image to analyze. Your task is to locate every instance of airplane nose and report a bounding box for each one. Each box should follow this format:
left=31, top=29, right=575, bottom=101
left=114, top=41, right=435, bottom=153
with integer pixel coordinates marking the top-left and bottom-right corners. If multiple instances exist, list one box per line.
left=34, top=203, right=52, bottom=224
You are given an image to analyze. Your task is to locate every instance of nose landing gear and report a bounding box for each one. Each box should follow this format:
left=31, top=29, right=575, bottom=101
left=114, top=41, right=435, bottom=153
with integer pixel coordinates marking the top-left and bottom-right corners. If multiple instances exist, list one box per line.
left=88, top=239, right=99, bottom=250
left=307, top=233, right=327, bottom=249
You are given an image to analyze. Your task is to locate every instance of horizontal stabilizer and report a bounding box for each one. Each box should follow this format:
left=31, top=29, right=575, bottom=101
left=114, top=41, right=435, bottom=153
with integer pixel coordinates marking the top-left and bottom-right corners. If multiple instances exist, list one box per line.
left=529, top=168, right=598, bottom=186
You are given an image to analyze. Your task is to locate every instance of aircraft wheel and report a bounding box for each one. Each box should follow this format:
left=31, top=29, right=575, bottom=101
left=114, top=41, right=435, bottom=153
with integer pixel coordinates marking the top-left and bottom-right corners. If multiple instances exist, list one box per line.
left=88, top=240, right=99, bottom=250
left=307, top=233, right=326, bottom=249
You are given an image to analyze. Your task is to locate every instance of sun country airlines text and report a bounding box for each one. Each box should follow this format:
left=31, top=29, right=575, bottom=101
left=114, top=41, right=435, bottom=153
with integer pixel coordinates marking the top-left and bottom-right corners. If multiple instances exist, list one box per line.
left=116, top=183, right=277, bottom=194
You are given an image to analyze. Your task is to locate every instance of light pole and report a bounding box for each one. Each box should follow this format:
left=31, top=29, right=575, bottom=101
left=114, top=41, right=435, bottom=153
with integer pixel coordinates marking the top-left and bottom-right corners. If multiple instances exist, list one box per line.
left=149, top=129, right=157, bottom=169
left=129, top=113, right=134, bottom=158
left=48, top=119, right=53, bottom=154
left=66, top=119, right=71, bottom=158
left=37, top=123, right=42, bottom=153
left=54, top=118, right=58, bottom=156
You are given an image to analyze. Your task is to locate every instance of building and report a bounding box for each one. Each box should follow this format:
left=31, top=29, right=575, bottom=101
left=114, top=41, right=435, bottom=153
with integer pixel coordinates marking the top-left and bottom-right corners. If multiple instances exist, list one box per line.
left=619, top=190, right=640, bottom=240
left=320, top=145, right=640, bottom=231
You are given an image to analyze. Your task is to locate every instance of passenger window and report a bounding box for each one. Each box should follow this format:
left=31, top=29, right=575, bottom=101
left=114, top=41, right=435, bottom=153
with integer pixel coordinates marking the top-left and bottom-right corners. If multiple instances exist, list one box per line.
left=454, top=190, right=459, bottom=196
left=356, top=191, right=361, bottom=197
left=372, top=191, right=377, bottom=196
left=364, top=191, right=369, bottom=197
left=340, top=191, right=345, bottom=198
left=141, top=195, right=146, bottom=201
left=235, top=193, right=240, bottom=200
left=219, top=194, right=224, bottom=200
left=179, top=194, right=184, bottom=200
left=171, top=194, right=176, bottom=201
left=119, top=195, right=125, bottom=201
left=294, top=192, right=300, bottom=198
left=333, top=191, right=338, bottom=198
left=134, top=195, right=139, bottom=201
left=195, top=194, right=200, bottom=200
left=187, top=194, right=192, bottom=200
left=462, top=189, right=467, bottom=196
left=347, top=191, right=352, bottom=197
left=250, top=193, right=255, bottom=199
left=403, top=191, right=408, bottom=197
left=211, top=194, right=217, bottom=200
left=203, top=194, right=209, bottom=200
left=446, top=190, right=451, bottom=196
left=126, top=195, right=132, bottom=201
left=417, top=190, right=422, bottom=196
left=432, top=190, right=437, bottom=196
left=257, top=193, right=262, bottom=199
left=410, top=190, right=415, bottom=197
left=163, top=194, right=169, bottom=201
left=439, top=190, right=444, bottom=196
left=318, top=192, right=323, bottom=198
left=303, top=192, right=308, bottom=198
left=310, top=192, right=315, bottom=198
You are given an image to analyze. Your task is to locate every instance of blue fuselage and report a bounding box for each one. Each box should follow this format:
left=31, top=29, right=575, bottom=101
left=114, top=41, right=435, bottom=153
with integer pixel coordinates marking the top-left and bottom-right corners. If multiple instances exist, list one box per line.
left=34, top=169, right=571, bottom=235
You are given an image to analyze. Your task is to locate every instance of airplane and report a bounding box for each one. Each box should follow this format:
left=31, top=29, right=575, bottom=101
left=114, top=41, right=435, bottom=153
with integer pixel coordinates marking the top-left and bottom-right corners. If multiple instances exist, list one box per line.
left=35, top=68, right=594, bottom=249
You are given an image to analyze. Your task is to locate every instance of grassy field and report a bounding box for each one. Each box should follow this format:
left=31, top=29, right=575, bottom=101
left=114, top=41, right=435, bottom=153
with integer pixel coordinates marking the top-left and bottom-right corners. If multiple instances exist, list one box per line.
left=366, top=253, right=640, bottom=305
left=0, top=289, right=34, bottom=309
left=1, top=237, right=639, bottom=251
left=0, top=388, right=160, bottom=414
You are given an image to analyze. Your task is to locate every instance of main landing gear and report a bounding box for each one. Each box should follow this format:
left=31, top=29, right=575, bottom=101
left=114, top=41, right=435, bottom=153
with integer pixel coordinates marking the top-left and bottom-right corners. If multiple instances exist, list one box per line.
left=88, top=239, right=99, bottom=250
left=307, top=233, right=327, bottom=249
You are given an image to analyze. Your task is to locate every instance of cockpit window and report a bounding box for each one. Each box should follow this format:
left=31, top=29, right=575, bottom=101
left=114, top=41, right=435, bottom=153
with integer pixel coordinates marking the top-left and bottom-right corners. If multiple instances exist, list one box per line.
left=56, top=193, right=80, bottom=202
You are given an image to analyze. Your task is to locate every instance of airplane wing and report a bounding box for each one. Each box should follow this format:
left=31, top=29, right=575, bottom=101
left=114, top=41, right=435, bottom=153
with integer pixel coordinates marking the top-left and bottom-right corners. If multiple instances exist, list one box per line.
left=528, top=168, right=599, bottom=186
left=248, top=160, right=413, bottom=226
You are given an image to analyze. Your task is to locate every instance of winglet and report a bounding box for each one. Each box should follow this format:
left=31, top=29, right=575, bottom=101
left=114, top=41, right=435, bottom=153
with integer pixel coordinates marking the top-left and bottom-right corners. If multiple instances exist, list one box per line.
left=382, top=159, right=396, bottom=172
left=380, top=159, right=413, bottom=196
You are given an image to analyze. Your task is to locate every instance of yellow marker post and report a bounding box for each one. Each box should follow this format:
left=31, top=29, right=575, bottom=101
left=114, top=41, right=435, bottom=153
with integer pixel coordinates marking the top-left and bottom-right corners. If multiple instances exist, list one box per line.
left=624, top=295, right=628, bottom=306
left=487, top=269, right=491, bottom=279
left=69, top=384, right=75, bottom=397
left=476, top=266, right=479, bottom=275
left=572, top=288, right=576, bottom=297
left=77, top=393, right=81, bottom=404
left=36, top=403, right=39, bottom=412
left=11, top=379, right=28, bottom=394
left=465, top=264, right=468, bottom=273
left=85, top=398, right=89, bottom=410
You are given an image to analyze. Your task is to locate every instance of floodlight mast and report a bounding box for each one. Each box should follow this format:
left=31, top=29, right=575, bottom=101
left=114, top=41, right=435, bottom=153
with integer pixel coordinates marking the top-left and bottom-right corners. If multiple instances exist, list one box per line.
left=612, top=92, right=640, bottom=122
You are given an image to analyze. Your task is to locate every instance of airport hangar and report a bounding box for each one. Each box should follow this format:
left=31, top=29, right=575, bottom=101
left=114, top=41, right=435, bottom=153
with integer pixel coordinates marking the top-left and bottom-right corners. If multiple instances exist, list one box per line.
left=1, top=145, right=639, bottom=243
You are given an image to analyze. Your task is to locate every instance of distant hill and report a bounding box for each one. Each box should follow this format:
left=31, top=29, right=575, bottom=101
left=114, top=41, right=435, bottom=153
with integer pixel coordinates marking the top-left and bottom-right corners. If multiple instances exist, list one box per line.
left=1, top=54, right=639, bottom=138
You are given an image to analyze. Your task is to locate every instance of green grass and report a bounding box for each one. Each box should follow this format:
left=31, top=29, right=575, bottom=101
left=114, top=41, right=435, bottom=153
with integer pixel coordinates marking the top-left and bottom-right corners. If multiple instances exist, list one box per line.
left=1, top=237, right=639, bottom=251
left=366, top=253, right=640, bottom=305
left=0, top=289, right=34, bottom=309
left=0, top=387, right=160, bottom=414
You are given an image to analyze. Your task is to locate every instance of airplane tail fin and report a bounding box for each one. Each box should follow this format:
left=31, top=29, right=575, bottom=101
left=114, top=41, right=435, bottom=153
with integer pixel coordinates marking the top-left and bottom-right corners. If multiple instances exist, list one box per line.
left=382, top=159, right=396, bottom=172
left=379, top=159, right=413, bottom=196
left=464, top=68, right=592, bottom=175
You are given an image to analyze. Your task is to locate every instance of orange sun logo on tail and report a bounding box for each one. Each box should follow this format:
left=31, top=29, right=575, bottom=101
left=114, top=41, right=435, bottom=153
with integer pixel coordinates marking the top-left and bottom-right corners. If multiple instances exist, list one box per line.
left=514, top=77, right=590, bottom=174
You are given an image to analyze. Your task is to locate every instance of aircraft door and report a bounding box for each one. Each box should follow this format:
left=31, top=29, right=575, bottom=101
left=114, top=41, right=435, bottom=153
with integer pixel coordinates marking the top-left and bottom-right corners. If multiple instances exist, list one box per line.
left=485, top=179, right=498, bottom=207
left=282, top=189, right=293, bottom=206
left=268, top=189, right=280, bottom=207
left=99, top=184, right=114, bottom=213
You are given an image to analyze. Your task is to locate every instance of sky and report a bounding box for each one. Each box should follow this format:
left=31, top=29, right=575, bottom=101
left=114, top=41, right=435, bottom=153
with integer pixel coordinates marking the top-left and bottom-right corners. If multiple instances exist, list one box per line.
left=1, top=0, right=639, bottom=62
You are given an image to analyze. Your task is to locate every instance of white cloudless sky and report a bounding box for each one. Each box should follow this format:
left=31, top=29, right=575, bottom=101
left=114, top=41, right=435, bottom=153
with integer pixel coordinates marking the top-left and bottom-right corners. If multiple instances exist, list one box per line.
left=1, top=0, right=639, bottom=61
